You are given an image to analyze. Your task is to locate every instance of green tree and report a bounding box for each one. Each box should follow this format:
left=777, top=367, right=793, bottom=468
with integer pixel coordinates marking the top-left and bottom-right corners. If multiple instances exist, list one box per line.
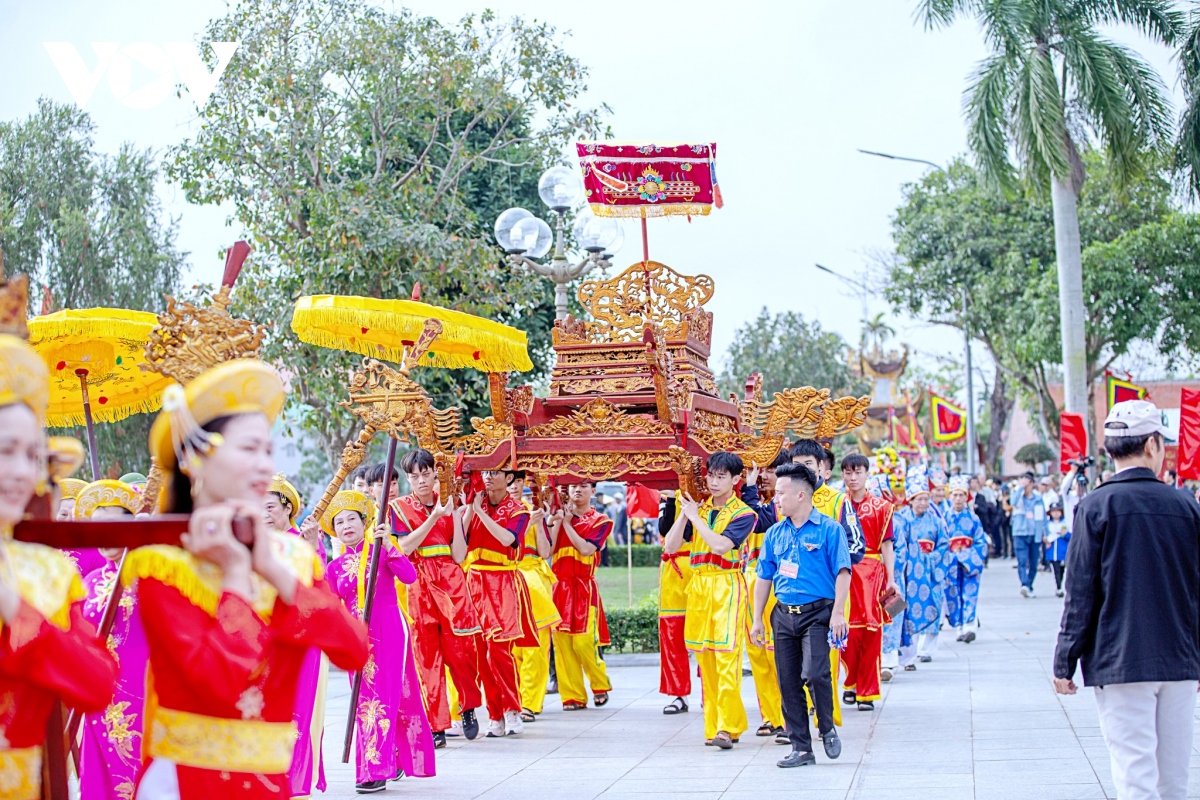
left=0, top=98, right=185, bottom=476
left=917, top=0, right=1182, bottom=422
left=862, top=312, right=896, bottom=353
left=888, top=153, right=1200, bottom=466
left=1015, top=442, right=1056, bottom=469
left=168, top=0, right=607, bottom=486
left=718, top=307, right=866, bottom=401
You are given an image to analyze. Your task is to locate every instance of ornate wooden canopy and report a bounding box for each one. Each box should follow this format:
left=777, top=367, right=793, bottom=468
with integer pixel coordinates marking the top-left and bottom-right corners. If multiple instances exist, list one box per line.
left=340, top=261, right=870, bottom=496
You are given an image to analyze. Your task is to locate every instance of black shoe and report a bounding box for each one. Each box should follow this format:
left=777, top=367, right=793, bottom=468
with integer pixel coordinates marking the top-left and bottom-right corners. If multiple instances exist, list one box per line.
left=918, top=655, right=932, bottom=663
left=775, top=730, right=791, bottom=745
left=461, top=708, right=479, bottom=741
left=963, top=631, right=976, bottom=643
left=356, top=780, right=387, bottom=794
left=842, top=690, right=856, bottom=705
left=391, top=769, right=404, bottom=781
left=857, top=701, right=874, bottom=711
left=822, top=730, right=842, bottom=760
left=956, top=633, right=967, bottom=642
left=433, top=731, right=447, bottom=749
left=777, top=749, right=817, bottom=768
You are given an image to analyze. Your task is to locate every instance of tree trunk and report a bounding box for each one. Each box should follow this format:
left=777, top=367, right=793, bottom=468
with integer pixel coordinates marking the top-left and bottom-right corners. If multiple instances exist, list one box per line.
left=1050, top=175, right=1088, bottom=416
left=983, top=363, right=1015, bottom=475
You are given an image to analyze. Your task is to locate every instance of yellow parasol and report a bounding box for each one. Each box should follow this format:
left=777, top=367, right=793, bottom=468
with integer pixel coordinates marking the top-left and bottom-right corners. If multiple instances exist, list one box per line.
left=291, top=294, right=532, bottom=373
left=29, top=308, right=172, bottom=478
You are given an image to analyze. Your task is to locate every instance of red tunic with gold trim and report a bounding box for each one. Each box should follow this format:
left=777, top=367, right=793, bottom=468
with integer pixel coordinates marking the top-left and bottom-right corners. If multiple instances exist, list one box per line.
left=551, top=509, right=612, bottom=645
left=390, top=496, right=480, bottom=636
left=465, top=496, right=536, bottom=644
left=848, top=494, right=894, bottom=630
left=123, top=534, right=368, bottom=800
left=0, top=540, right=118, bottom=800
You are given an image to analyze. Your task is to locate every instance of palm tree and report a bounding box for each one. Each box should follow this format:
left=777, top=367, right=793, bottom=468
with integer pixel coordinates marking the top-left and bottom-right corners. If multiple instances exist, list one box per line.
left=916, top=0, right=1181, bottom=417
left=862, top=312, right=896, bottom=353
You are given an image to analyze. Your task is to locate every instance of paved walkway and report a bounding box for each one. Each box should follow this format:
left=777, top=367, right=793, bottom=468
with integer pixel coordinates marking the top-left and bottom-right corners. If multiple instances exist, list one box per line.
left=316, top=559, right=1200, bottom=799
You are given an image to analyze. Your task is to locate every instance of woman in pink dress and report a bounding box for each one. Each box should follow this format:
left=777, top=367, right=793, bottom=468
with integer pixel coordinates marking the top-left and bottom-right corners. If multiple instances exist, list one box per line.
left=265, top=473, right=330, bottom=799
left=320, top=491, right=435, bottom=794
left=74, top=480, right=148, bottom=800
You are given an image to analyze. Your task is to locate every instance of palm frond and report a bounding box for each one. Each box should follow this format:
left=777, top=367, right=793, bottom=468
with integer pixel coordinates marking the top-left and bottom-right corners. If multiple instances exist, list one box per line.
left=1174, top=9, right=1200, bottom=197
left=965, top=53, right=1018, bottom=191
left=915, top=0, right=980, bottom=29
left=1014, top=45, right=1073, bottom=186
left=1102, top=40, right=1172, bottom=144
left=1062, top=0, right=1183, bottom=46
left=1058, top=32, right=1138, bottom=182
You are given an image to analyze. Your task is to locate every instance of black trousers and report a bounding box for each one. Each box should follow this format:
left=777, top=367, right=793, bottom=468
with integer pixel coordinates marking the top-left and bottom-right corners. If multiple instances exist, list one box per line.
left=771, top=601, right=834, bottom=753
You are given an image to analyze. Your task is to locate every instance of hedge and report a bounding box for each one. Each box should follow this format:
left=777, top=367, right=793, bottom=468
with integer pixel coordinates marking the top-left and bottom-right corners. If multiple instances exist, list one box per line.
left=601, top=544, right=663, bottom=567
left=603, top=594, right=660, bottom=653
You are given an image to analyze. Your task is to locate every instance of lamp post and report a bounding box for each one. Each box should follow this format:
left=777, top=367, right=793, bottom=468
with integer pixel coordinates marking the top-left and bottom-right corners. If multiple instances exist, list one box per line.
left=494, top=165, right=623, bottom=320
left=859, top=148, right=978, bottom=475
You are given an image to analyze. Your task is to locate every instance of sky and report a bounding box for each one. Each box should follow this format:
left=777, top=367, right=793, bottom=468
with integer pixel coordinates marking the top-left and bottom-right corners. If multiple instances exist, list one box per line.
left=0, top=0, right=1183, bottom=400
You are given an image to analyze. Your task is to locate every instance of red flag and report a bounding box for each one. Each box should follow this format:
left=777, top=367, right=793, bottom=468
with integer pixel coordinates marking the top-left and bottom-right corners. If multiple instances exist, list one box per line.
left=626, top=484, right=661, bottom=519
left=1059, top=412, right=1088, bottom=474
left=1179, top=389, right=1200, bottom=481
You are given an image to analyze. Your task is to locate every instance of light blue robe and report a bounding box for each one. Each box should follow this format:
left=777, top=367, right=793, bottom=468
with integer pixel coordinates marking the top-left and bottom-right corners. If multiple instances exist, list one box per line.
left=943, top=508, right=987, bottom=628
left=895, top=506, right=948, bottom=638
left=881, top=510, right=914, bottom=652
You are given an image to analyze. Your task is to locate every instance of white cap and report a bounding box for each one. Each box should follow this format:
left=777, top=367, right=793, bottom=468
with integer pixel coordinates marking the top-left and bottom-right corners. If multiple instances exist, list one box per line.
left=1104, top=400, right=1169, bottom=438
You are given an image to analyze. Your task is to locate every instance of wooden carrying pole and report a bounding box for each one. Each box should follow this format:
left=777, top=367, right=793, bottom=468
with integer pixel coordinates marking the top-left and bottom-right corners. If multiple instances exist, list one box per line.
left=342, top=434, right=398, bottom=763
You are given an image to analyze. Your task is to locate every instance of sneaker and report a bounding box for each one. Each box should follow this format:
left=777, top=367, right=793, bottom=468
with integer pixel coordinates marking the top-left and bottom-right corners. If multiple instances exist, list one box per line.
left=461, top=708, right=479, bottom=741
left=432, top=731, right=447, bottom=749
left=1056, top=589, right=1065, bottom=598
left=503, top=710, right=525, bottom=736
left=486, top=718, right=505, bottom=738
left=1028, top=588, right=1037, bottom=598
left=356, top=780, right=387, bottom=794
left=821, top=729, right=842, bottom=760
left=777, top=749, right=816, bottom=768
left=1020, top=586, right=1029, bottom=598
left=448, top=720, right=463, bottom=737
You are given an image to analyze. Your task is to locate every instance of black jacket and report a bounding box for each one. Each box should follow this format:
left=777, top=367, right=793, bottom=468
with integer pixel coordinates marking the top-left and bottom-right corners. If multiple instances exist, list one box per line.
left=1053, top=467, right=1200, bottom=685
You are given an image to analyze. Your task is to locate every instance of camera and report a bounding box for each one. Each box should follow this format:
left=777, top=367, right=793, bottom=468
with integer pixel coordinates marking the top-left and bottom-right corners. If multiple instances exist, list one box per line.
left=1067, top=456, right=1095, bottom=469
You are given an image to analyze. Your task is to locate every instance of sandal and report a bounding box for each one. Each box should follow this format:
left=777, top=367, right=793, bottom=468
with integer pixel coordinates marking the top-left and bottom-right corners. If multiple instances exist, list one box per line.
left=593, top=691, right=609, bottom=707
left=756, top=722, right=775, bottom=737
left=662, top=697, right=688, bottom=715
left=712, top=731, right=734, bottom=750
left=562, top=701, right=586, bottom=711
left=520, top=709, right=536, bottom=723
left=904, top=664, right=917, bottom=671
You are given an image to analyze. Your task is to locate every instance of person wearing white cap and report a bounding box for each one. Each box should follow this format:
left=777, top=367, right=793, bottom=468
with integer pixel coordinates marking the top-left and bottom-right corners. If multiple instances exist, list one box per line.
left=1054, top=400, right=1200, bottom=800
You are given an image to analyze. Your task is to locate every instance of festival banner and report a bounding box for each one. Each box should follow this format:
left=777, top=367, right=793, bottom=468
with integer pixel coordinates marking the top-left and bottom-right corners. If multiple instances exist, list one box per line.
left=1058, top=412, right=1088, bottom=474
left=1105, top=372, right=1147, bottom=411
left=625, top=484, right=662, bottom=519
left=1178, top=388, right=1200, bottom=481
left=929, top=392, right=966, bottom=447
left=576, top=141, right=722, bottom=219
left=889, top=404, right=928, bottom=460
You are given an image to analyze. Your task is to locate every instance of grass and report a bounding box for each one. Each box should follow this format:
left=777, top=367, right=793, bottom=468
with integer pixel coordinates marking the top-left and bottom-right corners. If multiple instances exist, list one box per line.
left=596, top=565, right=659, bottom=609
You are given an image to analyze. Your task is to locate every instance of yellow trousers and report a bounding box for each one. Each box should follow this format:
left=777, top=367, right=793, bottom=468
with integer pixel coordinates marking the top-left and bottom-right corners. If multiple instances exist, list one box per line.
left=746, top=639, right=782, bottom=728
left=447, top=667, right=460, bottom=723
left=513, top=627, right=552, bottom=714
left=553, top=614, right=611, bottom=707
left=695, top=647, right=748, bottom=741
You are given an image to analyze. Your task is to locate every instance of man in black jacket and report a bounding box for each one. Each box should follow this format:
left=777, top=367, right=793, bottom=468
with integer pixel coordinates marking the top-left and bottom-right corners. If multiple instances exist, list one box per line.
left=1053, top=400, right=1200, bottom=800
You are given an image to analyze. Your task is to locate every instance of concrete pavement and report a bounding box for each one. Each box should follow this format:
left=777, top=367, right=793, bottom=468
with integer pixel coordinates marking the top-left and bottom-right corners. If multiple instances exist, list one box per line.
left=315, top=559, right=1200, bottom=799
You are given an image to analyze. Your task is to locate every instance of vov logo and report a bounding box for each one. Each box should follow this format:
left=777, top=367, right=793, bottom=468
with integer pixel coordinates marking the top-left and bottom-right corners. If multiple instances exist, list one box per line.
left=43, top=42, right=240, bottom=110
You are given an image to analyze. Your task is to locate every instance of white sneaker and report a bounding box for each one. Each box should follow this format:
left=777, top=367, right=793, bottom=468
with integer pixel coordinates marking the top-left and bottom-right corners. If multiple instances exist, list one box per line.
left=486, top=719, right=505, bottom=738
left=503, top=710, right=525, bottom=736
left=1028, top=588, right=1036, bottom=598
left=1019, top=586, right=1029, bottom=598
left=448, top=720, right=463, bottom=737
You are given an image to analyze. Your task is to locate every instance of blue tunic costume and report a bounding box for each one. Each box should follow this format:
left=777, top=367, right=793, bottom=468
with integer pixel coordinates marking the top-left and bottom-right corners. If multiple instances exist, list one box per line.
left=894, top=506, right=948, bottom=639
left=942, top=507, right=987, bottom=628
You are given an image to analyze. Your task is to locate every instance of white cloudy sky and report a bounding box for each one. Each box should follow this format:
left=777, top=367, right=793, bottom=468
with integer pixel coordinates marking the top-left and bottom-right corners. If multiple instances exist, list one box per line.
left=0, top=0, right=1182, bottom=394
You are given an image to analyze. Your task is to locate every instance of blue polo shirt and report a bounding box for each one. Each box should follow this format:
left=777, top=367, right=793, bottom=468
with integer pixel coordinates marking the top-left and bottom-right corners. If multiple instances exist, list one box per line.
left=756, top=509, right=852, bottom=606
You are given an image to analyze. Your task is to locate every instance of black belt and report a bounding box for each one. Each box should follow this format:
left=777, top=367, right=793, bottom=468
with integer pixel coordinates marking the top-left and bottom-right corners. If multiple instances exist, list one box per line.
left=778, top=598, right=834, bottom=614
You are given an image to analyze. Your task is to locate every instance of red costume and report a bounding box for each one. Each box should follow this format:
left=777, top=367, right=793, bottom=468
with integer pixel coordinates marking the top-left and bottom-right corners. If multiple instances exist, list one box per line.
left=124, top=537, right=368, bottom=800
left=844, top=494, right=894, bottom=703
left=0, top=542, right=118, bottom=800
left=551, top=508, right=612, bottom=643
left=465, top=495, right=537, bottom=721
left=390, top=494, right=483, bottom=732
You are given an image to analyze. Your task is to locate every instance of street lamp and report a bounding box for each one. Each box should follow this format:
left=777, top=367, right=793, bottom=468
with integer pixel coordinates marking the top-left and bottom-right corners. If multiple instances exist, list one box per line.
left=494, top=165, right=622, bottom=320
left=859, top=147, right=978, bottom=476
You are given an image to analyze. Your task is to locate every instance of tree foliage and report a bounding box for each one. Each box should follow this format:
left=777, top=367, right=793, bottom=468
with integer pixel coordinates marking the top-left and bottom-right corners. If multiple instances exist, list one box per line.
left=887, top=152, right=1200, bottom=459
left=1014, top=442, right=1055, bottom=468
left=0, top=98, right=185, bottom=476
left=718, top=307, right=867, bottom=401
left=168, top=0, right=608, bottom=487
